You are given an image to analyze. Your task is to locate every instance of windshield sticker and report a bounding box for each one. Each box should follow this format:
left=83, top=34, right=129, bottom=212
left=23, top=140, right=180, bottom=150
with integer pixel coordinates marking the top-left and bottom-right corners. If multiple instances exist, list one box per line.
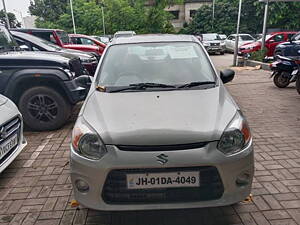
left=168, top=46, right=198, bottom=59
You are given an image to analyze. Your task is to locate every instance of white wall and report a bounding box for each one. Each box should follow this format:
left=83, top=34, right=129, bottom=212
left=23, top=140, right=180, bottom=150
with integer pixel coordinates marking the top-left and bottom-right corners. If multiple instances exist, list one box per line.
left=23, top=16, right=37, bottom=29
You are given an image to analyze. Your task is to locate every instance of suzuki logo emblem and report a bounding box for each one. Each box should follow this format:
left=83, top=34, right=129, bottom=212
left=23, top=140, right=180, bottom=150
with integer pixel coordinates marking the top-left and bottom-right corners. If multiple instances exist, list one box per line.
left=156, top=154, right=168, bottom=165
left=0, top=127, right=8, bottom=139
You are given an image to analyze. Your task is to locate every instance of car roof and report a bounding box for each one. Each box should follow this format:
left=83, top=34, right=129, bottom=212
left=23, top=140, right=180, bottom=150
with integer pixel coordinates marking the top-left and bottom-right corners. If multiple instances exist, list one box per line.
left=110, top=34, right=198, bottom=45
left=10, top=28, right=65, bottom=33
left=269, top=31, right=297, bottom=35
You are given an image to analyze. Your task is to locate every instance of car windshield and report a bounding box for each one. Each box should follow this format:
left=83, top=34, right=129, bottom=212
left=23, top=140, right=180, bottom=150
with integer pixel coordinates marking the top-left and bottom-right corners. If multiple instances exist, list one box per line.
left=97, top=42, right=216, bottom=88
left=0, top=27, right=18, bottom=51
left=57, top=31, right=70, bottom=44
left=202, top=34, right=221, bottom=41
left=240, top=35, right=254, bottom=41
left=257, top=35, right=272, bottom=42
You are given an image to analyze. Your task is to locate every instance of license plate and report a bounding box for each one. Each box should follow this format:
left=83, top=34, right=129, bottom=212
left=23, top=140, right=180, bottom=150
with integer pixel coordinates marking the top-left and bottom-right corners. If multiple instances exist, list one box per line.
left=292, top=70, right=298, bottom=75
left=0, top=134, right=18, bottom=160
left=127, top=171, right=200, bottom=189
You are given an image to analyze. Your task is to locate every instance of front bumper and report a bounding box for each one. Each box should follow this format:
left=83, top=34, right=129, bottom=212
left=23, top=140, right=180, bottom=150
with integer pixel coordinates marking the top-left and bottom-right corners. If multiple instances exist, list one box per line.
left=205, top=46, right=225, bottom=53
left=63, top=79, right=88, bottom=104
left=70, top=141, right=254, bottom=211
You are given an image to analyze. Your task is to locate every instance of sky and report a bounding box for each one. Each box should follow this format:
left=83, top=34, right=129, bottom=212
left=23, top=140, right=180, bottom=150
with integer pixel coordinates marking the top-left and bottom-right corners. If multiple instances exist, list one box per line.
left=0, top=0, right=31, bottom=23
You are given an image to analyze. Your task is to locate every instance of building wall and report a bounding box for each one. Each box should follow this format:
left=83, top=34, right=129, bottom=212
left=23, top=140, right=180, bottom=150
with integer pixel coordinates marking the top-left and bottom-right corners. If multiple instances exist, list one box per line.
left=165, top=5, right=185, bottom=29
left=165, top=1, right=212, bottom=30
left=23, top=16, right=37, bottom=29
left=184, top=2, right=211, bottom=22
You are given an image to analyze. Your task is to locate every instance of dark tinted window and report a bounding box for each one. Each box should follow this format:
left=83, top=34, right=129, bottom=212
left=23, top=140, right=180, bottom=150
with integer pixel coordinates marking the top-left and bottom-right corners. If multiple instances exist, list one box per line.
left=169, top=10, right=179, bottom=20
left=190, top=10, right=197, bottom=18
left=273, top=34, right=284, bottom=42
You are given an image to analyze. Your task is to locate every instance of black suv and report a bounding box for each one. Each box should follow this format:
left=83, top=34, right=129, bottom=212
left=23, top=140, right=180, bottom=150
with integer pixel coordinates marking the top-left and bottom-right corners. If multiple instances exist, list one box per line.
left=0, top=25, right=90, bottom=131
left=274, top=32, right=300, bottom=57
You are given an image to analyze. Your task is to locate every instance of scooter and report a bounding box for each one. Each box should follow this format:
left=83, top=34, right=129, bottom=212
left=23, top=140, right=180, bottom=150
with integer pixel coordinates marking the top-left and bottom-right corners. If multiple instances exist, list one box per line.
left=270, top=55, right=299, bottom=88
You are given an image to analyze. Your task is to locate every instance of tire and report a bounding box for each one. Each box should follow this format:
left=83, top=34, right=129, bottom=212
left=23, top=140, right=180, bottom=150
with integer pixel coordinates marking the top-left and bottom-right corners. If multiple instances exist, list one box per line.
left=220, top=51, right=225, bottom=55
left=273, top=72, right=290, bottom=88
left=18, top=86, right=72, bottom=131
left=296, top=75, right=300, bottom=95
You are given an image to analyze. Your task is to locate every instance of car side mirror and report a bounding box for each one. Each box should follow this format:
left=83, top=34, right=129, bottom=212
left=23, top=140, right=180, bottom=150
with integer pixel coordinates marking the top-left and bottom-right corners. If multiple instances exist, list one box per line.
left=75, top=75, right=92, bottom=89
left=220, top=69, right=235, bottom=84
left=19, top=45, right=30, bottom=51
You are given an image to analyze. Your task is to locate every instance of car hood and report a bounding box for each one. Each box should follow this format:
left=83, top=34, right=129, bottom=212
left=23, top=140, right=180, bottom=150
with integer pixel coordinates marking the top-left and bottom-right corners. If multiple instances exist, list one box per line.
left=277, top=40, right=300, bottom=47
left=63, top=44, right=99, bottom=50
left=241, top=41, right=260, bottom=48
left=0, top=51, right=71, bottom=67
left=0, top=95, right=8, bottom=106
left=82, top=86, right=238, bottom=145
left=203, top=40, right=222, bottom=44
left=58, top=48, right=96, bottom=60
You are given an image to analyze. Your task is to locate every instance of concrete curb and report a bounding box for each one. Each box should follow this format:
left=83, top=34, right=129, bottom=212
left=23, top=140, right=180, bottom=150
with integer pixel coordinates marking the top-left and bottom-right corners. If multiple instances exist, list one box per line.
left=244, top=59, right=271, bottom=71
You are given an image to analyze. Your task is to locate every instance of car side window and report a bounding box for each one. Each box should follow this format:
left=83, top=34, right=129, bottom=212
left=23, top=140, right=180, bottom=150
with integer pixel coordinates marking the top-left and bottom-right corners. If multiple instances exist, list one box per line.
left=273, top=34, right=284, bottom=42
left=14, top=37, right=26, bottom=46
left=80, top=38, right=94, bottom=45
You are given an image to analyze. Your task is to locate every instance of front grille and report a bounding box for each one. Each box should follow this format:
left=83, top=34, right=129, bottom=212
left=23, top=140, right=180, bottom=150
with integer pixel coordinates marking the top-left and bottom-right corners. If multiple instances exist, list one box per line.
left=211, top=43, right=220, bottom=46
left=69, top=58, right=86, bottom=76
left=117, top=142, right=208, bottom=151
left=102, top=166, right=224, bottom=204
left=0, top=117, right=21, bottom=165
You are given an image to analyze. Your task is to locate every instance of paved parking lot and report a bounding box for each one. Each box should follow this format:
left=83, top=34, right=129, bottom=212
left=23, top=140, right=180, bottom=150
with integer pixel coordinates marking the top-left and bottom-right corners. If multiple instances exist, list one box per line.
left=0, top=54, right=300, bottom=225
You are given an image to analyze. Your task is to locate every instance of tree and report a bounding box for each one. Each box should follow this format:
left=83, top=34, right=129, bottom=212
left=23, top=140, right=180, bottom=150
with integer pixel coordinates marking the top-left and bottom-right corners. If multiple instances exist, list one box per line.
left=29, top=0, right=183, bottom=35
left=0, top=10, right=21, bottom=28
left=181, top=0, right=300, bottom=35
left=29, top=0, right=69, bottom=22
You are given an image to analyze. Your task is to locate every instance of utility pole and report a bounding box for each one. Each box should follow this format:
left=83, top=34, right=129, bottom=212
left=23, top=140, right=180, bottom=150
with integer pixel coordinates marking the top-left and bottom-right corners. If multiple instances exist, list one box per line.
left=261, top=0, right=269, bottom=50
left=233, top=0, right=242, bottom=66
left=1, top=0, right=10, bottom=29
left=212, top=0, right=215, bottom=30
left=70, top=0, right=76, bottom=34
left=101, top=5, right=106, bottom=35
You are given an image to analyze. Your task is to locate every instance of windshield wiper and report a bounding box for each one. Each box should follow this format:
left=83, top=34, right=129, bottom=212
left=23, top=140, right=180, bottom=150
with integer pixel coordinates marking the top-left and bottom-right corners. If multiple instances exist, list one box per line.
left=130, top=82, right=176, bottom=88
left=107, top=82, right=176, bottom=93
left=177, top=81, right=216, bottom=89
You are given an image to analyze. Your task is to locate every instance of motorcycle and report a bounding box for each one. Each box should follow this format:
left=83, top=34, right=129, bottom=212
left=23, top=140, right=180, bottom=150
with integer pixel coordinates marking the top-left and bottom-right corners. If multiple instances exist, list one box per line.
left=270, top=55, right=300, bottom=88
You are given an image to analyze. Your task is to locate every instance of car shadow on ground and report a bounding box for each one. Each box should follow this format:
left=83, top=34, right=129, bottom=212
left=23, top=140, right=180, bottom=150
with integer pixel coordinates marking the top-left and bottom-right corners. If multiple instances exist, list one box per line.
left=78, top=202, right=251, bottom=225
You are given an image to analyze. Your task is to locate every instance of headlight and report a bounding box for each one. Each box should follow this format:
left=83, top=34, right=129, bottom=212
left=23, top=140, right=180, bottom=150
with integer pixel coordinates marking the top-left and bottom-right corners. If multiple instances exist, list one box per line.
left=203, top=42, right=209, bottom=47
left=221, top=42, right=225, bottom=46
left=217, top=111, right=251, bottom=155
left=72, top=117, right=107, bottom=160
left=81, top=57, right=98, bottom=63
left=64, top=69, right=76, bottom=78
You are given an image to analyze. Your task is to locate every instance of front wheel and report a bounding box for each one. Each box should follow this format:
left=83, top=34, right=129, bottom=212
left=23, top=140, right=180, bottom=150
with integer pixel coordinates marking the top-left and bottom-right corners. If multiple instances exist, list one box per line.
left=273, top=72, right=290, bottom=88
left=18, top=86, right=71, bottom=131
left=296, top=76, right=300, bottom=95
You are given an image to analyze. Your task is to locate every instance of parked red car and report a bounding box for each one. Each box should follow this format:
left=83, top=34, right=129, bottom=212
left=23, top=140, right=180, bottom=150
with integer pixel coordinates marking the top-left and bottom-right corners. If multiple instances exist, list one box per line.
left=11, top=28, right=103, bottom=58
left=69, top=34, right=106, bottom=54
left=239, top=31, right=297, bottom=57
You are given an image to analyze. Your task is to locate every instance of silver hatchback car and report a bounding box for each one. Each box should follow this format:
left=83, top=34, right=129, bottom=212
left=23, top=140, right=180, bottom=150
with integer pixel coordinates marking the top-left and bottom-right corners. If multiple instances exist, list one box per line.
left=70, top=35, right=254, bottom=211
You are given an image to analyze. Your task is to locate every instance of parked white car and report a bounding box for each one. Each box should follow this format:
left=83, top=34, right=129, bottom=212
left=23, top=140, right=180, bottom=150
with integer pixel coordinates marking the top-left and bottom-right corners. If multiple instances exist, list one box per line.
left=0, top=95, right=27, bottom=173
left=70, top=35, right=254, bottom=211
left=225, top=34, right=255, bottom=53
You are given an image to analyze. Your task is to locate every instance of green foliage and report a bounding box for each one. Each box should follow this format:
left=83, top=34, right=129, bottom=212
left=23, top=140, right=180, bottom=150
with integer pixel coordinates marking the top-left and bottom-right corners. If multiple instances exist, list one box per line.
left=29, top=0, right=183, bottom=35
left=182, top=0, right=300, bottom=35
left=0, top=10, right=21, bottom=28
left=249, top=49, right=267, bottom=62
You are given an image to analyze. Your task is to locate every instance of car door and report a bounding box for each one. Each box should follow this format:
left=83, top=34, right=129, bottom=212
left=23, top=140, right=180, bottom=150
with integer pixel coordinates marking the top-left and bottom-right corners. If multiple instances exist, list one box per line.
left=266, top=34, right=284, bottom=56
left=226, top=36, right=234, bottom=51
